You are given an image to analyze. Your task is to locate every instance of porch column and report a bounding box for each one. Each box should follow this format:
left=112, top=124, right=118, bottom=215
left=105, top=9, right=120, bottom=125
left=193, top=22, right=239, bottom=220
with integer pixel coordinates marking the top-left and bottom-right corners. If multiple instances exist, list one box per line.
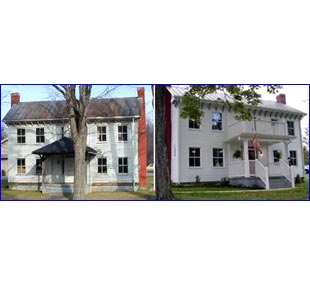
left=227, top=143, right=231, bottom=177
left=283, top=141, right=289, bottom=163
left=243, top=140, right=250, bottom=177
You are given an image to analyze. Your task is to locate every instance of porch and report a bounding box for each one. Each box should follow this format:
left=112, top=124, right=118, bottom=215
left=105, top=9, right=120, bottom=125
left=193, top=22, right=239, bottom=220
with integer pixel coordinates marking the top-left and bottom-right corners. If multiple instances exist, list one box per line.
left=226, top=137, right=295, bottom=190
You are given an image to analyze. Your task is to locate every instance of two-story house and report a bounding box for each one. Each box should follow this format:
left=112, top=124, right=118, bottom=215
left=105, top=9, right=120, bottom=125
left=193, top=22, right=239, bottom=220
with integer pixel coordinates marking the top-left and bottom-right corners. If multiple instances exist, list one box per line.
left=3, top=88, right=147, bottom=194
left=164, top=85, right=306, bottom=189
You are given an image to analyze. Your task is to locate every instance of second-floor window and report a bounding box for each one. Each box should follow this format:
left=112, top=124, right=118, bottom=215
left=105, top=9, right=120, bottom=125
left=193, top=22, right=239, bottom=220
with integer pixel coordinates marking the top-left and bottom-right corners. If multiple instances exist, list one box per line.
left=36, top=128, right=45, bottom=143
left=97, top=126, right=107, bottom=142
left=98, top=157, right=107, bottom=173
left=189, top=119, right=200, bottom=129
left=17, top=128, right=26, bottom=143
left=189, top=147, right=201, bottom=167
left=212, top=112, right=222, bottom=131
left=118, top=125, right=128, bottom=141
left=17, top=158, right=26, bottom=174
left=287, top=121, right=295, bottom=136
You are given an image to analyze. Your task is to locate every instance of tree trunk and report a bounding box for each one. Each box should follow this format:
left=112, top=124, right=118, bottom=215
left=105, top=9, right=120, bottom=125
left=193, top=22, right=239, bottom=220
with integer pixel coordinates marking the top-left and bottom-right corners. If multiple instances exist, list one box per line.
left=155, top=85, right=174, bottom=200
left=73, top=134, right=87, bottom=200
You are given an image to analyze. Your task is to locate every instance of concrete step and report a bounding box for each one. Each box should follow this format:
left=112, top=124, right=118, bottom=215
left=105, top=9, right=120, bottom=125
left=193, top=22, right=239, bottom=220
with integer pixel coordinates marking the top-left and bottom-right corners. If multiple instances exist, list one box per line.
left=269, top=176, right=292, bottom=189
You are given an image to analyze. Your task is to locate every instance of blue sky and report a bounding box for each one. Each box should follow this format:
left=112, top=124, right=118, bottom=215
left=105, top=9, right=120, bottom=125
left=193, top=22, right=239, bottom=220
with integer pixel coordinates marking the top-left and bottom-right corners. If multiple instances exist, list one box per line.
left=1, top=85, right=153, bottom=120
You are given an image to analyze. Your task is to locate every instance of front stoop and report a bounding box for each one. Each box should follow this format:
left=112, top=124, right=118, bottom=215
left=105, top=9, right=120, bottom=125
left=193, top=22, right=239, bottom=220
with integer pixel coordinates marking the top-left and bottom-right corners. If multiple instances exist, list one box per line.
left=269, top=176, right=292, bottom=189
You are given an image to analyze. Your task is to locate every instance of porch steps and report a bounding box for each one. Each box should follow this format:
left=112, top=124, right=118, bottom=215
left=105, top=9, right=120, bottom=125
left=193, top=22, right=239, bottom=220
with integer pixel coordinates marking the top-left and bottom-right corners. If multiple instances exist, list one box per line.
left=269, top=176, right=292, bottom=189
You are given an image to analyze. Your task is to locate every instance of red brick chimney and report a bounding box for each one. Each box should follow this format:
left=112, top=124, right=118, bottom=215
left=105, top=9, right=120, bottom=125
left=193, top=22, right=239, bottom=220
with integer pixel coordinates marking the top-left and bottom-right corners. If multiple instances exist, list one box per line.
left=276, top=94, right=286, bottom=104
left=137, top=87, right=147, bottom=188
left=11, top=92, right=20, bottom=107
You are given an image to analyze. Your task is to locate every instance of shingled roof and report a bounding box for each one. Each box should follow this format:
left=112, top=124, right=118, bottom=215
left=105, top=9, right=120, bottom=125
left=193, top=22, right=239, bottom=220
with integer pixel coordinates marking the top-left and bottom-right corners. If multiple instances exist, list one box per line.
left=32, top=137, right=97, bottom=156
left=3, top=97, right=141, bottom=123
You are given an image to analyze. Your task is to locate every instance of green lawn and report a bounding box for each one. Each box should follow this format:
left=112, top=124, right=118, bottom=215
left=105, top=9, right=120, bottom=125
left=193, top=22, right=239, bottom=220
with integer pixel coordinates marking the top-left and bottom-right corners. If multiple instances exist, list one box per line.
left=1, top=176, right=308, bottom=201
left=172, top=176, right=309, bottom=200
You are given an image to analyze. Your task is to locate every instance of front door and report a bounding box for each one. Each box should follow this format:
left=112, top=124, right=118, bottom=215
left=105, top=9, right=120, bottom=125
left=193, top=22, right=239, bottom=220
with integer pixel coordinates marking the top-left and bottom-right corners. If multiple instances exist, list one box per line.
left=248, top=147, right=257, bottom=176
left=51, top=157, right=65, bottom=183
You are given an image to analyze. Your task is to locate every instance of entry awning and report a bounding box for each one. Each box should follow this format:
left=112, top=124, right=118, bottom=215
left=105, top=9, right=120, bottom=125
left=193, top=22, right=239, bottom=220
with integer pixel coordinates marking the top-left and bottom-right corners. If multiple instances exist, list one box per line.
left=32, top=137, right=97, bottom=156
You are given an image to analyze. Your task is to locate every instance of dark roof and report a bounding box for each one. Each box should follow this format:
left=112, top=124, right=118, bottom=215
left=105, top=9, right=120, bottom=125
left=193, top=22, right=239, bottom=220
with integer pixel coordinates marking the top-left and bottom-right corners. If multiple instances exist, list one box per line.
left=3, top=97, right=141, bottom=122
left=32, top=137, right=97, bottom=156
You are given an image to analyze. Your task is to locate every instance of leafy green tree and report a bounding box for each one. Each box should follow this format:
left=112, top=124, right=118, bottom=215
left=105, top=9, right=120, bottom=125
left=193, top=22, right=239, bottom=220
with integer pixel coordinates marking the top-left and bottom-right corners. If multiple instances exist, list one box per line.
left=155, top=85, right=282, bottom=200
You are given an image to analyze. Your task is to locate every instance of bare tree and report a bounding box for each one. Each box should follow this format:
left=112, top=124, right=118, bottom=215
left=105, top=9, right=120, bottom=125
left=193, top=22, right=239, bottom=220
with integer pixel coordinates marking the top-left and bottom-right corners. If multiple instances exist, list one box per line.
left=1, top=122, right=8, bottom=140
left=53, top=85, right=91, bottom=200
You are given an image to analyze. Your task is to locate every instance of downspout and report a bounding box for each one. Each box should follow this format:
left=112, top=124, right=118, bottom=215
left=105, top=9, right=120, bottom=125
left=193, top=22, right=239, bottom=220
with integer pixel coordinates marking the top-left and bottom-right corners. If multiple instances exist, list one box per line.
left=132, top=117, right=135, bottom=192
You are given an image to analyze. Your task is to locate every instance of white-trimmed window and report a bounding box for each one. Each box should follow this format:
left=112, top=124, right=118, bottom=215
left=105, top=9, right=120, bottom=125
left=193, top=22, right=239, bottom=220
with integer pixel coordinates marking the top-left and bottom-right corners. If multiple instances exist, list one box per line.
left=212, top=112, right=222, bottom=130
left=287, top=121, right=295, bottom=136
left=17, top=128, right=26, bottom=143
left=213, top=148, right=224, bottom=167
left=17, top=158, right=26, bottom=174
left=189, top=148, right=201, bottom=167
left=98, top=157, right=107, bottom=174
left=289, top=150, right=297, bottom=166
left=97, top=126, right=107, bottom=142
left=36, top=128, right=45, bottom=143
left=36, top=159, right=42, bottom=174
left=118, top=157, right=128, bottom=173
left=189, top=119, right=200, bottom=129
left=118, top=125, right=128, bottom=141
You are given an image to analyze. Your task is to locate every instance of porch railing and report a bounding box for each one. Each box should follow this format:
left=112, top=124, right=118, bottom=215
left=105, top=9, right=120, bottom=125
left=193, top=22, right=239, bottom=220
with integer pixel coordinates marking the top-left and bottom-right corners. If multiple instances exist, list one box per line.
left=255, top=159, right=270, bottom=190
left=279, top=159, right=295, bottom=188
left=229, top=161, right=245, bottom=178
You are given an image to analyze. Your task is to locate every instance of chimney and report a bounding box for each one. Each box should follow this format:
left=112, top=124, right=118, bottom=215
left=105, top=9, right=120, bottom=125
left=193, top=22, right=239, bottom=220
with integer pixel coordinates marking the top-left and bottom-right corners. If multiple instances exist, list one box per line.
left=276, top=94, right=286, bottom=104
left=137, top=87, right=147, bottom=188
left=11, top=92, right=20, bottom=107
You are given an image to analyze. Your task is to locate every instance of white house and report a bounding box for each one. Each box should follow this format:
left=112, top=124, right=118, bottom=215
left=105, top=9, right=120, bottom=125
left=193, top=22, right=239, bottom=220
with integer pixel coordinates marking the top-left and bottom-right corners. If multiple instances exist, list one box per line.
left=3, top=88, right=147, bottom=194
left=164, top=85, right=306, bottom=189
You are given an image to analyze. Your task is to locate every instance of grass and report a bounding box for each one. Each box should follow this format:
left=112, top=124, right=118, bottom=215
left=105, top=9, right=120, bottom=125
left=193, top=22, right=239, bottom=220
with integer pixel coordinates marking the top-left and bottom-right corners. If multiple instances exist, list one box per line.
left=1, top=176, right=308, bottom=201
left=172, top=176, right=309, bottom=200
left=1, top=176, right=155, bottom=201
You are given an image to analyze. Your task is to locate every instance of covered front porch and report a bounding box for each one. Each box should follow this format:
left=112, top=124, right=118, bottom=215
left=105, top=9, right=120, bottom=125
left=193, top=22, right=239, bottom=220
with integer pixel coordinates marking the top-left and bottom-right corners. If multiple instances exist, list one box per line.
left=33, top=137, right=97, bottom=194
left=226, top=136, right=295, bottom=190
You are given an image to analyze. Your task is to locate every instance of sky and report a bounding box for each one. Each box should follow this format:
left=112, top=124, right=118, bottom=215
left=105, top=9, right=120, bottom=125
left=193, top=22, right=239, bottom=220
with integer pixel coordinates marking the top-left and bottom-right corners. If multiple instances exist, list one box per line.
left=1, top=84, right=309, bottom=134
left=1, top=85, right=154, bottom=121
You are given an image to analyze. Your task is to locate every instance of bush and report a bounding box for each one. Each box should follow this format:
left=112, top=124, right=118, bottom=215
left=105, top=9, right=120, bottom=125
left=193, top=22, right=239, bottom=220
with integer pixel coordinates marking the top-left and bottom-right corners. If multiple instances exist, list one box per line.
left=295, top=174, right=301, bottom=184
left=195, top=175, right=201, bottom=185
left=2, top=169, right=6, bottom=177
left=220, top=177, right=230, bottom=187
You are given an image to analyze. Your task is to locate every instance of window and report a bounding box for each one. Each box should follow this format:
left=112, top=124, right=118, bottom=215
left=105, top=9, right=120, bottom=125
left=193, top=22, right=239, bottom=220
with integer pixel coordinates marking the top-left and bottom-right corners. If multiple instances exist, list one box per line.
left=189, top=148, right=201, bottom=167
left=118, top=157, right=128, bottom=173
left=213, top=148, right=224, bottom=167
left=36, top=159, right=42, bottom=174
left=118, top=125, right=128, bottom=141
left=289, top=151, right=297, bottom=166
left=36, top=128, right=45, bottom=143
left=98, top=157, right=107, bottom=174
left=17, top=158, right=26, bottom=174
left=97, top=126, right=107, bottom=142
left=189, top=119, right=200, bottom=129
left=287, top=121, right=295, bottom=136
left=273, top=150, right=282, bottom=163
left=17, top=128, right=26, bottom=143
left=212, top=113, right=222, bottom=130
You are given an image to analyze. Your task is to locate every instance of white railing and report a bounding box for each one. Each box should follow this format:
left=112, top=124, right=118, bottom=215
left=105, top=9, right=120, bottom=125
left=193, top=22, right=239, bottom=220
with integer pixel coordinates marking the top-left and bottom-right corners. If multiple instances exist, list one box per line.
left=255, top=159, right=270, bottom=190
left=229, top=161, right=245, bottom=178
left=226, top=120, right=287, bottom=140
left=279, top=159, right=295, bottom=188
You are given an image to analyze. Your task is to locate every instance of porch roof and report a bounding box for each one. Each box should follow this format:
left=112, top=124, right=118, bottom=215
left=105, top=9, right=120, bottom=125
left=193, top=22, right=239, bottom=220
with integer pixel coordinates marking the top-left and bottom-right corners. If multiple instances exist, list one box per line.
left=32, top=137, right=97, bottom=156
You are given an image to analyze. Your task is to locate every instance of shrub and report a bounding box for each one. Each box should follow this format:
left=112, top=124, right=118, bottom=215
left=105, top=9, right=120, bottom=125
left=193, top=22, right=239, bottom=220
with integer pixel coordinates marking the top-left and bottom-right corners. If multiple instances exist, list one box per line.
left=195, top=175, right=201, bottom=185
left=220, top=177, right=230, bottom=187
left=295, top=174, right=301, bottom=184
left=2, top=169, right=6, bottom=177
